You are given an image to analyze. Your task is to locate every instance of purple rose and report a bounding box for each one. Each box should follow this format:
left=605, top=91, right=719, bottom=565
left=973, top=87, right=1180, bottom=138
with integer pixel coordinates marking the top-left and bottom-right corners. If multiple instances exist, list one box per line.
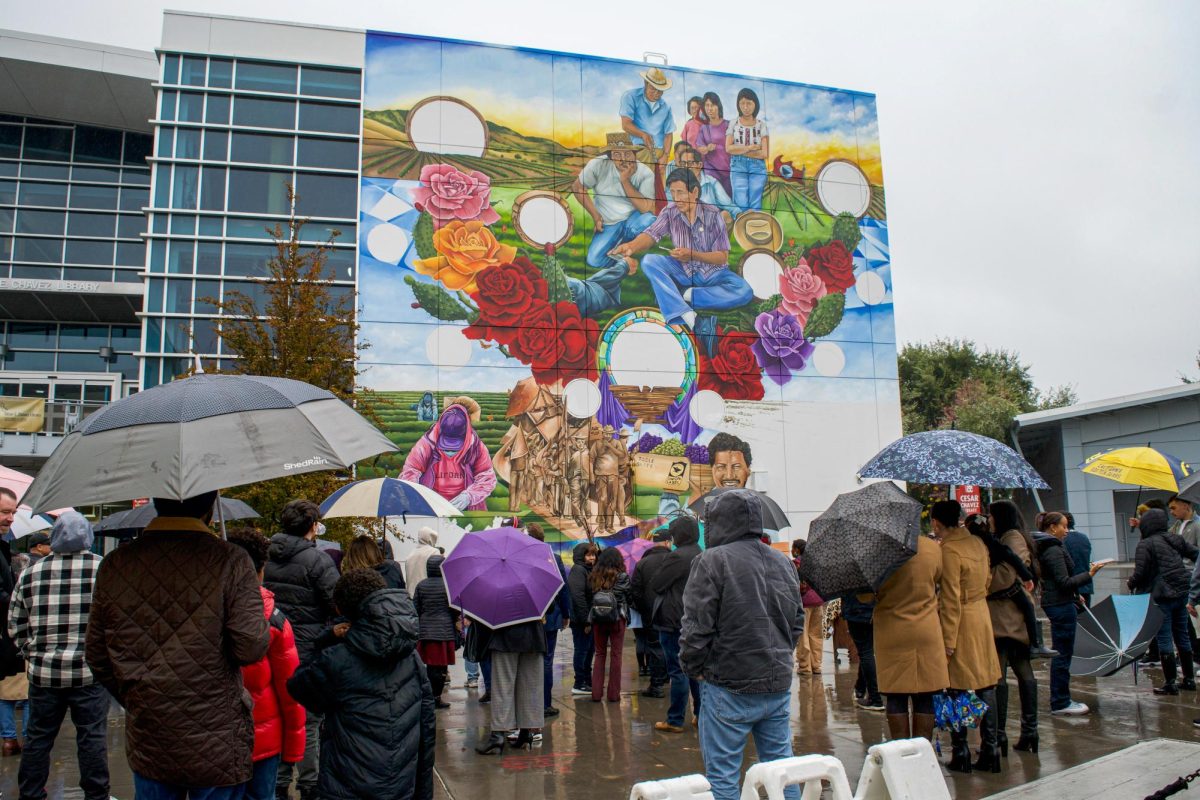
left=750, top=310, right=814, bottom=386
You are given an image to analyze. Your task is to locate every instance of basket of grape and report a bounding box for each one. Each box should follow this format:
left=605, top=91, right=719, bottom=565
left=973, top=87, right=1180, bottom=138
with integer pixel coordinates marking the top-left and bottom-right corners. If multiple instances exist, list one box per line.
left=685, top=443, right=713, bottom=495
left=631, top=436, right=692, bottom=492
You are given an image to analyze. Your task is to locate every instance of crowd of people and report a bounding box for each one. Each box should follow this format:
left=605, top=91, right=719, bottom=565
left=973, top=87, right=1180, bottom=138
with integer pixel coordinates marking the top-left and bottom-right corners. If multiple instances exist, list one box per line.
left=1, top=484, right=1199, bottom=798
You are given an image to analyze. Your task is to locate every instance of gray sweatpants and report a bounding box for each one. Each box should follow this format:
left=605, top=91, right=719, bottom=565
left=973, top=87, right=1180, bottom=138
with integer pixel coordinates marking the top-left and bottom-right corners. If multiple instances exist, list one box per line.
left=277, top=709, right=321, bottom=793
left=490, top=651, right=544, bottom=731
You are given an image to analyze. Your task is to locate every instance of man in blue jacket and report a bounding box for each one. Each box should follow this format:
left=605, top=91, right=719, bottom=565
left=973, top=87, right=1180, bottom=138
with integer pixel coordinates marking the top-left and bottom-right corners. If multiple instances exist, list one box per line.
left=527, top=524, right=571, bottom=717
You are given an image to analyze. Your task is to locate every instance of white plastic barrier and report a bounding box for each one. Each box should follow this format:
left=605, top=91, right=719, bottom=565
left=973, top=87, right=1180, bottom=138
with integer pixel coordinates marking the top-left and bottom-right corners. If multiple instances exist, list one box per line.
left=853, top=738, right=949, bottom=800
left=629, top=774, right=715, bottom=800
left=739, top=755, right=854, bottom=800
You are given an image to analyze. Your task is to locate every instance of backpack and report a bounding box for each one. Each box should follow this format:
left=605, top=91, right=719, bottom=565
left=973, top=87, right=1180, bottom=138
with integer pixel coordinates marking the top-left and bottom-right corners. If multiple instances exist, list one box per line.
left=590, top=589, right=621, bottom=624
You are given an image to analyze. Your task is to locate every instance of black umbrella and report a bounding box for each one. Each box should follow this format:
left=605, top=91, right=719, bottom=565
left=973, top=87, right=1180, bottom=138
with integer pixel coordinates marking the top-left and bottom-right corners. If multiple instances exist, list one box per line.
left=799, top=481, right=922, bottom=598
left=1178, top=472, right=1200, bottom=505
left=688, top=488, right=791, bottom=531
left=94, top=497, right=260, bottom=533
left=1071, top=594, right=1163, bottom=679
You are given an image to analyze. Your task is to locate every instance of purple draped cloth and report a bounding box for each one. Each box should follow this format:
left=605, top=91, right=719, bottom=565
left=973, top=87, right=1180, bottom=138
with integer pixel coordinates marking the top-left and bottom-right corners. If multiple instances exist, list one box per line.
left=596, top=371, right=632, bottom=429
left=663, top=382, right=701, bottom=443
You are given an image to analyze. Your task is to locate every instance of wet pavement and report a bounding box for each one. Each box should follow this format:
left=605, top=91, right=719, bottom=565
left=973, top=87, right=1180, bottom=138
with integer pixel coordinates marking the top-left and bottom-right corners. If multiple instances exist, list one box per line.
left=3, top=570, right=1197, bottom=800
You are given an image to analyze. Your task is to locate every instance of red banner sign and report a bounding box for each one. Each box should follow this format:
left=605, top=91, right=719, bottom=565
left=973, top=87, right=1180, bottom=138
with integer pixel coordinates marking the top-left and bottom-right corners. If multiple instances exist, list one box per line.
left=955, top=485, right=982, bottom=515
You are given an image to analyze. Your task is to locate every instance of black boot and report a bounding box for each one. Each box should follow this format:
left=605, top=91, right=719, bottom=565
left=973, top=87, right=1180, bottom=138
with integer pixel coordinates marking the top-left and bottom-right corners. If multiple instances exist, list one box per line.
left=475, top=731, right=507, bottom=755
left=1155, top=653, right=1180, bottom=695
left=1180, top=651, right=1196, bottom=691
left=997, top=731, right=1009, bottom=758
left=1013, top=732, right=1039, bottom=753
left=1013, top=667, right=1039, bottom=754
left=512, top=728, right=534, bottom=750
left=946, top=729, right=972, bottom=773
left=973, top=689, right=1002, bottom=773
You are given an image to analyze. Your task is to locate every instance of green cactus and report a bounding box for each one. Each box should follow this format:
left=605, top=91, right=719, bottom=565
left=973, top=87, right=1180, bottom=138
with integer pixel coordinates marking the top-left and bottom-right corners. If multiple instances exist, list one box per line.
left=831, top=212, right=862, bottom=254
left=412, top=212, right=437, bottom=260
left=404, top=275, right=474, bottom=322
left=756, top=294, right=783, bottom=314
left=540, top=253, right=571, bottom=304
left=803, top=292, right=845, bottom=339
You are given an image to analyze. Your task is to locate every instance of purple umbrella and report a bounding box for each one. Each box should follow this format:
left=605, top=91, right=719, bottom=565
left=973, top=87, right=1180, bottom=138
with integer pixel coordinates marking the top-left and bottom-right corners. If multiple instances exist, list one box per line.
left=441, top=526, right=564, bottom=628
left=615, top=538, right=654, bottom=574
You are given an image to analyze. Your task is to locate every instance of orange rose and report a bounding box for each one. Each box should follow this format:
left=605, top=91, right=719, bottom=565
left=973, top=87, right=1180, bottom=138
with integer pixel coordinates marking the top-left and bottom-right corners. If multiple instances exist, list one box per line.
left=413, top=220, right=517, bottom=293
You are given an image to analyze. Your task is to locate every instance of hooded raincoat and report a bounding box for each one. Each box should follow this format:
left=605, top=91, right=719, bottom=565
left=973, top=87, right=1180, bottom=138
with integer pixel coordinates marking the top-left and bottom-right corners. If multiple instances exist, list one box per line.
left=400, top=403, right=496, bottom=511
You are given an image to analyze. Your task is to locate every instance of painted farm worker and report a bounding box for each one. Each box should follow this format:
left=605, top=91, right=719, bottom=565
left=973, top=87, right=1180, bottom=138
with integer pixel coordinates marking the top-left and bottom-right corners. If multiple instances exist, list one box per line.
left=288, top=569, right=435, bottom=800
left=679, top=490, right=802, bottom=800
left=413, top=555, right=460, bottom=709
left=85, top=491, right=269, bottom=797
left=619, top=66, right=675, bottom=211
left=401, top=397, right=496, bottom=512
left=227, top=528, right=306, bottom=800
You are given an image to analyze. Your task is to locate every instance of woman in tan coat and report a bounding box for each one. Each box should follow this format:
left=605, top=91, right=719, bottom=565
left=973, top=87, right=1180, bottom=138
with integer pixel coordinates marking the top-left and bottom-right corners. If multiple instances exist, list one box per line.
left=933, top=500, right=1001, bottom=774
left=873, top=534, right=948, bottom=742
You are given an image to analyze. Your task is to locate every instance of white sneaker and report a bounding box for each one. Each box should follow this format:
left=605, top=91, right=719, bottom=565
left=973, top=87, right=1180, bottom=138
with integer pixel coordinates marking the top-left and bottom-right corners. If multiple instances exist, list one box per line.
left=532, top=731, right=543, bottom=744
left=1051, top=701, right=1089, bottom=716
left=465, top=678, right=478, bottom=689
left=681, top=310, right=697, bottom=329
left=571, top=686, right=591, bottom=695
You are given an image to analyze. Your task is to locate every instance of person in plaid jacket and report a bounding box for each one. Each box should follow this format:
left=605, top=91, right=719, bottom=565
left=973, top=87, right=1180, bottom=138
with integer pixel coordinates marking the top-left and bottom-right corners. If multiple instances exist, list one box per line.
left=7, top=511, right=108, bottom=800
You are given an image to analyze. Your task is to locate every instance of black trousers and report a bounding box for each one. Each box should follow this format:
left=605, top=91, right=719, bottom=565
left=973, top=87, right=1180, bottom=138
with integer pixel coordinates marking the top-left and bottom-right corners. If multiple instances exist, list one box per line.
left=19, top=683, right=110, bottom=800
left=635, top=627, right=668, bottom=686
left=995, top=637, right=1037, bottom=737
left=846, top=620, right=880, bottom=702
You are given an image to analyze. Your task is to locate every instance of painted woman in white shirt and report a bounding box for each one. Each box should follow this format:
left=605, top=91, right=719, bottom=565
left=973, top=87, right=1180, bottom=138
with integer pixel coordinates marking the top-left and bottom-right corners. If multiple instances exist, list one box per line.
left=725, top=88, right=770, bottom=214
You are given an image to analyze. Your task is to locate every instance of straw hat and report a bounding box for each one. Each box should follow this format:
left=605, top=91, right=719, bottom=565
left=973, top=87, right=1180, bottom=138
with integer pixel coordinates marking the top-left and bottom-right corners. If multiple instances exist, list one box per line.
left=732, top=211, right=784, bottom=253
left=640, top=67, right=673, bottom=91
left=603, top=132, right=643, bottom=153
left=443, top=395, right=481, bottom=423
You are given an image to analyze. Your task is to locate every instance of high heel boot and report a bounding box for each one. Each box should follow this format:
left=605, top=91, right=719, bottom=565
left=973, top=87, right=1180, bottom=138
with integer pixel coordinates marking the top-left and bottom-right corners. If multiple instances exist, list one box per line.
left=997, top=731, right=1009, bottom=758
left=512, top=728, right=534, bottom=750
left=475, top=731, right=507, bottom=755
left=1180, top=651, right=1196, bottom=691
left=946, top=729, right=972, bottom=773
left=972, top=689, right=1002, bottom=773
left=886, top=714, right=911, bottom=740
left=913, top=713, right=937, bottom=743
left=1013, top=732, right=1039, bottom=753
left=1155, top=653, right=1180, bottom=695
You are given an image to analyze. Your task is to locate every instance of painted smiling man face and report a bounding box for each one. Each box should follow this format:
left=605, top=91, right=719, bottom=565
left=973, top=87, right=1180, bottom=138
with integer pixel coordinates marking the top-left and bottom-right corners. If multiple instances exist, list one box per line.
left=712, top=449, right=750, bottom=489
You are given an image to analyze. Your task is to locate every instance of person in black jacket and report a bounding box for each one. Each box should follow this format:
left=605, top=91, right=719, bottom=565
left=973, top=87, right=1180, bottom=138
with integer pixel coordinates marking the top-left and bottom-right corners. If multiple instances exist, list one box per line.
left=477, top=617, right=545, bottom=754
left=1035, top=512, right=1106, bottom=716
left=631, top=532, right=671, bottom=698
left=343, top=535, right=407, bottom=590
left=649, top=515, right=702, bottom=732
left=413, top=555, right=459, bottom=709
left=265, top=499, right=339, bottom=800
left=526, top=524, right=571, bottom=717
left=1128, top=508, right=1199, bottom=695
left=567, top=542, right=598, bottom=695
left=288, top=569, right=434, bottom=800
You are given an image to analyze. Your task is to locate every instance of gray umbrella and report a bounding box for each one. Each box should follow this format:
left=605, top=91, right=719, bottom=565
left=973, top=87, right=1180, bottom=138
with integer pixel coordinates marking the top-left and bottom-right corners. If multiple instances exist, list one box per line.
left=799, top=481, right=923, bottom=598
left=1179, top=472, right=1200, bottom=505
left=22, top=374, right=396, bottom=513
left=688, top=488, right=791, bottom=530
left=94, top=497, right=260, bottom=533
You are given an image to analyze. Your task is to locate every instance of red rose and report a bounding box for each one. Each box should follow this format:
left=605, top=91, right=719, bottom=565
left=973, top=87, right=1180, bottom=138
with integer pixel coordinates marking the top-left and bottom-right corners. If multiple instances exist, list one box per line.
left=534, top=302, right=599, bottom=385
left=506, top=302, right=559, bottom=368
left=469, top=257, right=548, bottom=328
left=698, top=329, right=765, bottom=401
left=806, top=241, right=856, bottom=293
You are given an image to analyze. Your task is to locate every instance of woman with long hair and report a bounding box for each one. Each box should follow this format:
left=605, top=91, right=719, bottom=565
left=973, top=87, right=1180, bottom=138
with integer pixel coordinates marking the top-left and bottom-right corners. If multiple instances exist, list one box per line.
left=694, top=91, right=732, bottom=195
left=681, top=95, right=707, bottom=151
left=587, top=548, right=631, bottom=703
left=341, top=534, right=405, bottom=589
left=725, top=87, right=769, bottom=213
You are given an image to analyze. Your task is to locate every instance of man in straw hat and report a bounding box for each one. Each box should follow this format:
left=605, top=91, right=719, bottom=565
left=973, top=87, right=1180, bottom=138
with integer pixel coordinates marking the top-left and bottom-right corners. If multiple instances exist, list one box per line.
left=621, top=67, right=676, bottom=212
left=568, top=132, right=657, bottom=317
left=611, top=168, right=753, bottom=357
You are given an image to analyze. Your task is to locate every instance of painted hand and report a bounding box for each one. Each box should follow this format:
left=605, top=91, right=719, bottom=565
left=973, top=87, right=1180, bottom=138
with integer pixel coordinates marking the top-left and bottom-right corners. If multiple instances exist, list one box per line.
left=450, top=492, right=471, bottom=511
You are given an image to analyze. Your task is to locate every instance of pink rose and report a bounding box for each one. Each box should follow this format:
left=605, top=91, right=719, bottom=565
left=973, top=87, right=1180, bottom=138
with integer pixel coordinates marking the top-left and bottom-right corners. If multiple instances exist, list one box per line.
left=411, top=164, right=500, bottom=225
left=778, top=260, right=828, bottom=326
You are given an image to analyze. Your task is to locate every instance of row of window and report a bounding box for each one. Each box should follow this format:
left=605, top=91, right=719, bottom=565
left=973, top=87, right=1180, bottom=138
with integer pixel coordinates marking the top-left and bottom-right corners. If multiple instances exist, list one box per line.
left=0, top=263, right=140, bottom=283
left=0, top=180, right=149, bottom=211
left=0, top=209, right=144, bottom=238
left=0, top=161, right=150, bottom=186
left=159, top=91, right=359, bottom=135
left=142, top=356, right=229, bottom=389
left=162, top=56, right=359, bottom=100
left=0, top=382, right=114, bottom=403
left=157, top=127, right=357, bottom=171
left=0, top=349, right=137, bottom=380
left=145, top=239, right=354, bottom=279
left=145, top=214, right=352, bottom=244
left=143, top=306, right=353, bottom=357
left=1, top=322, right=138, bottom=349
left=1, top=237, right=144, bottom=268
left=151, top=164, right=357, bottom=219
left=0, top=121, right=152, bottom=166
left=144, top=276, right=355, bottom=315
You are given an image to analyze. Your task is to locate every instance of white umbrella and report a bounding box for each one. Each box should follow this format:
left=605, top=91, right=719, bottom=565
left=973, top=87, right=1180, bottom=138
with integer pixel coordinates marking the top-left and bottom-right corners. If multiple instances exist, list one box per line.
left=8, top=507, right=53, bottom=539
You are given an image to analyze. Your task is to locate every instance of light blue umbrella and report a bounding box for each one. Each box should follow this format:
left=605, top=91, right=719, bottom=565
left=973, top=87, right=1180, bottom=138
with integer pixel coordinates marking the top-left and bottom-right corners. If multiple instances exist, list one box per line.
left=857, top=430, right=1049, bottom=489
left=319, top=477, right=461, bottom=521
left=1072, top=594, right=1163, bottom=679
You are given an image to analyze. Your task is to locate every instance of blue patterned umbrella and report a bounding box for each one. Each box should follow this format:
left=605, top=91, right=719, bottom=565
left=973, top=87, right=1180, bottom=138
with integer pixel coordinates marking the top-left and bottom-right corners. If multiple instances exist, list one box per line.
left=857, top=430, right=1049, bottom=489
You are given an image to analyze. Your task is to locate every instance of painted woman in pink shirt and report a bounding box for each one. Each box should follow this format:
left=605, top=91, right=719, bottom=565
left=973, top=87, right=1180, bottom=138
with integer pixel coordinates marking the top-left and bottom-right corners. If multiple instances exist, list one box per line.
left=400, top=398, right=496, bottom=511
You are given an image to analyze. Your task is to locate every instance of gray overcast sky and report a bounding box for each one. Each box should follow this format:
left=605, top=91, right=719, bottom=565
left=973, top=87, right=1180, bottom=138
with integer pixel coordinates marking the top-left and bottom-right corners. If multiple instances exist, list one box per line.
left=11, top=0, right=1199, bottom=403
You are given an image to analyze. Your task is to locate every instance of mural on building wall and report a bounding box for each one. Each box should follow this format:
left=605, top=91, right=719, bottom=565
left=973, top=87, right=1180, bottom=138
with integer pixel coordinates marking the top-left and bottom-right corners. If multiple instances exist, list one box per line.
left=357, top=31, right=898, bottom=550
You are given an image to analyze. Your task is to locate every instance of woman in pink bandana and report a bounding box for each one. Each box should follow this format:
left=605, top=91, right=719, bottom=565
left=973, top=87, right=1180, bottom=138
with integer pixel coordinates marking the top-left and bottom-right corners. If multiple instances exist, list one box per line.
left=400, top=397, right=496, bottom=511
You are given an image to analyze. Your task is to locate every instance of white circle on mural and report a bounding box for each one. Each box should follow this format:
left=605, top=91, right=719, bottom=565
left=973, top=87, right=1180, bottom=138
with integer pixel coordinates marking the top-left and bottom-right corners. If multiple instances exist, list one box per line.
left=366, top=223, right=409, bottom=265
left=608, top=321, right=686, bottom=389
left=856, top=271, right=886, bottom=305
left=514, top=193, right=572, bottom=249
left=812, top=342, right=846, bottom=377
left=563, top=379, right=602, bottom=419
left=689, top=389, right=727, bottom=429
left=740, top=251, right=784, bottom=300
left=407, top=97, right=488, bottom=158
left=815, top=160, right=871, bottom=218
left=425, top=326, right=472, bottom=370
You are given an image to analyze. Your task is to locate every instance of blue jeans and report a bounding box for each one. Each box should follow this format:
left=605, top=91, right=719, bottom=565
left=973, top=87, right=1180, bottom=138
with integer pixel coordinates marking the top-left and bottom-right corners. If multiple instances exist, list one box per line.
left=571, top=626, right=594, bottom=689
left=1043, top=602, right=1077, bottom=711
left=660, top=630, right=701, bottom=727
left=242, top=755, right=281, bottom=800
left=640, top=255, right=754, bottom=326
left=543, top=628, right=559, bottom=709
left=585, top=211, right=656, bottom=268
left=481, top=657, right=492, bottom=692
left=730, top=155, right=767, bottom=214
left=465, top=659, right=480, bottom=680
left=134, top=774, right=241, bottom=800
left=1155, top=596, right=1193, bottom=656
left=698, top=682, right=798, bottom=800
left=0, top=698, right=24, bottom=739
left=20, top=683, right=109, bottom=800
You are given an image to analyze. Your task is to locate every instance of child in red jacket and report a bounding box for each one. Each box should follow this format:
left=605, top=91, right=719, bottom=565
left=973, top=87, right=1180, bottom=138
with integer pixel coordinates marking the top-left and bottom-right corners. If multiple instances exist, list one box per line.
left=229, top=528, right=306, bottom=800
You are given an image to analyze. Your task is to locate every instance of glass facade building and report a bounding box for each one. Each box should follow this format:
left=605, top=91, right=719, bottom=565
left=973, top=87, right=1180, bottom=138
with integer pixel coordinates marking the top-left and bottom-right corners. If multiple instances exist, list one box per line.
left=142, top=52, right=361, bottom=387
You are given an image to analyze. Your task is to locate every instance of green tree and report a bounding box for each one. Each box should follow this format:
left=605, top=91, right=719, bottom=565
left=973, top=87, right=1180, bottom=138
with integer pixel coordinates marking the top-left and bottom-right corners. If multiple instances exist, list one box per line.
left=208, top=188, right=372, bottom=541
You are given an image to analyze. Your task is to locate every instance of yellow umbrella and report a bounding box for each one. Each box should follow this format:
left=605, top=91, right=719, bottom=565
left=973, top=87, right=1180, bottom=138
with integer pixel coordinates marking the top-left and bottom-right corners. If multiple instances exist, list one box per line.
left=1079, top=447, right=1193, bottom=492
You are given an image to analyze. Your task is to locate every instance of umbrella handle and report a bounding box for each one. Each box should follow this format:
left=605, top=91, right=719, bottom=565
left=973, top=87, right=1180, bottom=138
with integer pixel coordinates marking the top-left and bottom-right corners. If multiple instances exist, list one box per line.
left=216, top=489, right=227, bottom=540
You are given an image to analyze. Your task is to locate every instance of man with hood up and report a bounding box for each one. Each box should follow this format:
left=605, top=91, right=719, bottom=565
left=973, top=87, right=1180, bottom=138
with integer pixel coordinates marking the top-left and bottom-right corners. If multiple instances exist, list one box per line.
left=405, top=527, right=440, bottom=586
left=649, top=515, right=703, bottom=731
left=401, top=397, right=497, bottom=512
left=9, top=511, right=108, bottom=800
left=680, top=490, right=803, bottom=800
